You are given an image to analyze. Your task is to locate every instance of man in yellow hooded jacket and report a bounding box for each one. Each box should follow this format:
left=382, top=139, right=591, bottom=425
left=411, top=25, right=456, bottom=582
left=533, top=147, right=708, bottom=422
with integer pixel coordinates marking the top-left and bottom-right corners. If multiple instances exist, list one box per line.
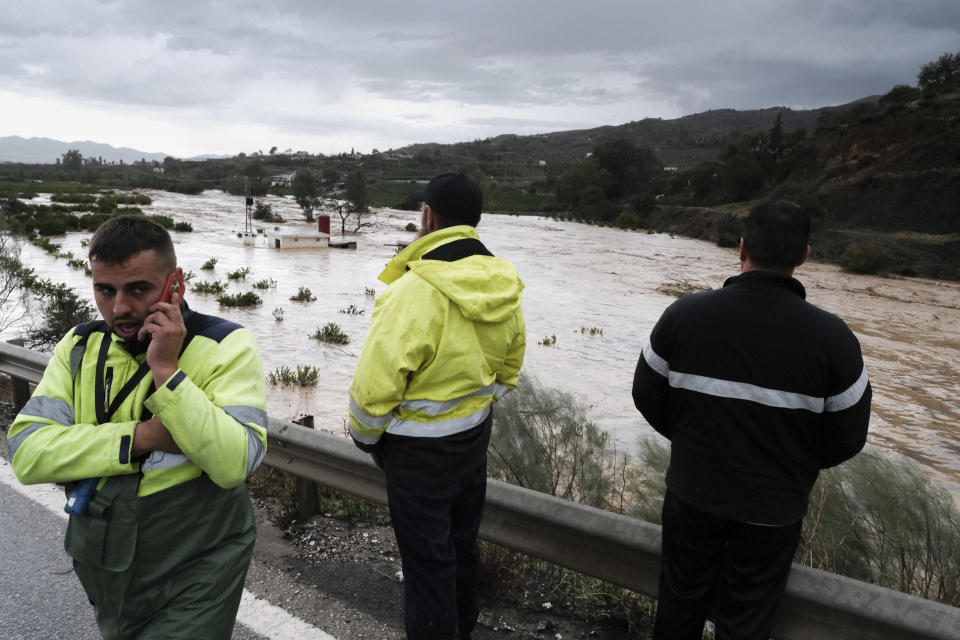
left=7, top=215, right=267, bottom=639
left=349, top=172, right=525, bottom=639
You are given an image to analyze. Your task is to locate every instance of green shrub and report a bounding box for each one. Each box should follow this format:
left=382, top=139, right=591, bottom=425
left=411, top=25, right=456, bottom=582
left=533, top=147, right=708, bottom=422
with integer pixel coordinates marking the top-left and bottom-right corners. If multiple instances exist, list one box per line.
left=273, top=306, right=284, bottom=322
left=714, top=214, right=741, bottom=248
left=490, top=375, right=625, bottom=509
left=615, top=210, right=645, bottom=230
left=839, top=243, right=888, bottom=274
left=201, top=257, right=218, bottom=270
left=290, top=286, right=317, bottom=302
left=267, top=365, right=321, bottom=387
left=150, top=215, right=175, bottom=229
left=26, top=282, right=96, bottom=351
left=801, top=452, right=960, bottom=604
left=227, top=266, right=250, bottom=280
left=31, top=236, right=61, bottom=253
left=252, top=278, right=277, bottom=290
left=173, top=221, right=193, bottom=232
left=51, top=193, right=97, bottom=204
left=217, top=291, right=261, bottom=307
left=192, top=279, right=227, bottom=294
left=338, top=304, right=364, bottom=315
left=311, top=322, right=349, bottom=344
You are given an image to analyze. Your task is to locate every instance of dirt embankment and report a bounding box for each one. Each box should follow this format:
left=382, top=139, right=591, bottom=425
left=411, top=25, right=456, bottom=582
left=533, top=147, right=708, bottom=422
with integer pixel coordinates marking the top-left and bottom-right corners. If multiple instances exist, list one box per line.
left=646, top=204, right=960, bottom=281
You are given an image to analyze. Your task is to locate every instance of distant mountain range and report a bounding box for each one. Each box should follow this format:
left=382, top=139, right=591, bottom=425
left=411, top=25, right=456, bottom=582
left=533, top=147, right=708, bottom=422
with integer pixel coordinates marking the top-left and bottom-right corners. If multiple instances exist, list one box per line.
left=0, top=136, right=225, bottom=164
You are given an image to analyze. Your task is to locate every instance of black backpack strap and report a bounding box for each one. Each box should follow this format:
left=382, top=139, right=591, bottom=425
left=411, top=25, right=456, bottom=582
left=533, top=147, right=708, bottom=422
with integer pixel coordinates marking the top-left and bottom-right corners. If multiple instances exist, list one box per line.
left=421, top=238, right=494, bottom=262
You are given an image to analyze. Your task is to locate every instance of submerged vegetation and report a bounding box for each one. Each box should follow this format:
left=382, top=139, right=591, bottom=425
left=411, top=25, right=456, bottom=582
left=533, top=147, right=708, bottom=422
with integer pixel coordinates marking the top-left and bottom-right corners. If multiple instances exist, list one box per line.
left=217, top=291, right=261, bottom=307
left=311, top=322, right=349, bottom=345
left=267, top=365, right=321, bottom=387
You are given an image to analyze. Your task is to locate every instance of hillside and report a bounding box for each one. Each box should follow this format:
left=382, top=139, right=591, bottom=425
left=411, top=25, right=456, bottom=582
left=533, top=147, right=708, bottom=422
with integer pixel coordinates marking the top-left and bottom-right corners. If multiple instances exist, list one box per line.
left=393, top=98, right=877, bottom=171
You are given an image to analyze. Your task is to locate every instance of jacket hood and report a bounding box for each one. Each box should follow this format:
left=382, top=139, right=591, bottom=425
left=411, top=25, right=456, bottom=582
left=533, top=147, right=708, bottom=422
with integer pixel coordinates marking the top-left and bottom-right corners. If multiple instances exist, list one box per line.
left=378, top=226, right=524, bottom=323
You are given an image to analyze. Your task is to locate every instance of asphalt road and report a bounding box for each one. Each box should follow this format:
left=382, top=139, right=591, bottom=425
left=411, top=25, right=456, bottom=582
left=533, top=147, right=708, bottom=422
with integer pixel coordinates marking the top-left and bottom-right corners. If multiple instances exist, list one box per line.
left=0, top=461, right=312, bottom=640
left=0, top=466, right=101, bottom=640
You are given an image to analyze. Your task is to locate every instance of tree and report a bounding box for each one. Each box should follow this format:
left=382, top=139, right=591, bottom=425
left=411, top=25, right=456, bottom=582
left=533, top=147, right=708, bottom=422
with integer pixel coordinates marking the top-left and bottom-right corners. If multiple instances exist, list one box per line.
left=591, top=139, right=658, bottom=199
left=62, top=149, right=83, bottom=171
left=555, top=159, right=607, bottom=210
left=0, top=234, right=29, bottom=335
left=918, top=51, right=960, bottom=94
left=27, top=283, right=95, bottom=351
left=292, top=170, right=320, bottom=222
left=344, top=168, right=368, bottom=212
left=269, top=146, right=277, bottom=155
left=321, top=167, right=340, bottom=188
left=322, top=197, right=375, bottom=235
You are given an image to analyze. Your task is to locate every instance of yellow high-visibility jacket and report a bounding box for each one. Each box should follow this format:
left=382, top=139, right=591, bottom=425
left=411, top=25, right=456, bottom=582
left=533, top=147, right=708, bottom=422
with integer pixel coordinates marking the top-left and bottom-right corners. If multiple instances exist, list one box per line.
left=348, top=225, right=525, bottom=481
left=8, top=306, right=267, bottom=496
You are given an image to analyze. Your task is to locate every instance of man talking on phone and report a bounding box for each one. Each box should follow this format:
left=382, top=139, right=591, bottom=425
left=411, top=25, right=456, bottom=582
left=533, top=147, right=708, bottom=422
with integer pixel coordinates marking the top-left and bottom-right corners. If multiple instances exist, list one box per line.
left=8, top=215, right=268, bottom=639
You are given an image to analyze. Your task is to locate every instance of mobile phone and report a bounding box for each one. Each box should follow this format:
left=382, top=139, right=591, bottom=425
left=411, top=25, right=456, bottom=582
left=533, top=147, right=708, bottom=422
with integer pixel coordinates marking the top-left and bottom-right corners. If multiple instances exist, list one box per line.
left=160, top=272, right=185, bottom=304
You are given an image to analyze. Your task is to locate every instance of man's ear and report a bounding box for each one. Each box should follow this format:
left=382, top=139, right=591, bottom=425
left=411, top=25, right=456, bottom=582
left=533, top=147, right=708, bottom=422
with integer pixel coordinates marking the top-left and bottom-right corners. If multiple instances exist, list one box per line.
left=797, top=244, right=811, bottom=267
left=738, top=238, right=747, bottom=263
left=423, top=205, right=439, bottom=233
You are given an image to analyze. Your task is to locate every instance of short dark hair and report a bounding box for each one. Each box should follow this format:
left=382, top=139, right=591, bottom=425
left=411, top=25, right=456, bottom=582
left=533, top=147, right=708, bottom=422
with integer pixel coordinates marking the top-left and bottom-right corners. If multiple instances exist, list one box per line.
left=416, top=172, right=483, bottom=227
left=88, top=215, right=176, bottom=269
left=742, top=200, right=810, bottom=271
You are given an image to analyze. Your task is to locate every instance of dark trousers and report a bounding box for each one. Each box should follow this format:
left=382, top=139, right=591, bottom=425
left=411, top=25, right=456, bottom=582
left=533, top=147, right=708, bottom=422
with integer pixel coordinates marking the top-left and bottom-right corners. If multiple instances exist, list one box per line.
left=653, top=491, right=802, bottom=640
left=385, top=462, right=487, bottom=640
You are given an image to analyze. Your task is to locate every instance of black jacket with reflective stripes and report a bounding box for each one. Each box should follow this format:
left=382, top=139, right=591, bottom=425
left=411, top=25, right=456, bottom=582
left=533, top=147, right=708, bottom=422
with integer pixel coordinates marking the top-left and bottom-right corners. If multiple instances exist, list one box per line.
left=632, top=270, right=871, bottom=524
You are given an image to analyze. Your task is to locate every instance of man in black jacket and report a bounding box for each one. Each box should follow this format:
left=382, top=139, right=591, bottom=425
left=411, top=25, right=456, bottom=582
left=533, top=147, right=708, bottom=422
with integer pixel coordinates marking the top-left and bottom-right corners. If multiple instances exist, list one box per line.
left=632, top=200, right=871, bottom=639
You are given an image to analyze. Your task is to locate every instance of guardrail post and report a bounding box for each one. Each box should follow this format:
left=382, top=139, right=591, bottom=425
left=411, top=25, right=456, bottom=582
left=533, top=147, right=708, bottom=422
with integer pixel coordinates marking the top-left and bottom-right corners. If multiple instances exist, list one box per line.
left=292, top=415, right=319, bottom=520
left=6, top=339, right=31, bottom=411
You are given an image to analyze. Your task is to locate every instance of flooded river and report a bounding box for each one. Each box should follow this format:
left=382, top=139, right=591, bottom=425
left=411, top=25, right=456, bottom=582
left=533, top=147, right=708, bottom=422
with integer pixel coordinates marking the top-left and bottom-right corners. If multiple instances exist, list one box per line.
left=8, top=190, right=960, bottom=494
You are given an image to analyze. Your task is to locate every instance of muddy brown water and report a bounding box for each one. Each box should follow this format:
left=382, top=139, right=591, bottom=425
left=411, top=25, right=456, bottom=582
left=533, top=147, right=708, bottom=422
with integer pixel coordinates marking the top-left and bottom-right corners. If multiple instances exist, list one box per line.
left=8, top=189, right=960, bottom=496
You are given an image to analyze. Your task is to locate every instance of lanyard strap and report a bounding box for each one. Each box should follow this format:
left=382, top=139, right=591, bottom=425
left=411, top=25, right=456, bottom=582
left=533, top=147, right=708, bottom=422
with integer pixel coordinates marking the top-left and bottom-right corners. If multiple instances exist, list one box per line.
left=94, top=332, right=152, bottom=425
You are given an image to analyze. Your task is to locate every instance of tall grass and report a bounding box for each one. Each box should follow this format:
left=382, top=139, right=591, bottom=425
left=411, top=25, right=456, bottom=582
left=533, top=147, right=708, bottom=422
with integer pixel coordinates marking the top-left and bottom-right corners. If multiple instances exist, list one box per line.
left=493, top=375, right=960, bottom=607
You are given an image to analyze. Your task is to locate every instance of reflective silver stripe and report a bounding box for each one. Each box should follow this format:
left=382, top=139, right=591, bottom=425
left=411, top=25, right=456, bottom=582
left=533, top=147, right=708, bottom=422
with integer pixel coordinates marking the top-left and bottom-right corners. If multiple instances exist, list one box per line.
left=642, top=341, right=670, bottom=378
left=386, top=405, right=491, bottom=438
left=348, top=396, right=392, bottom=429
left=245, top=426, right=265, bottom=475
left=348, top=423, right=380, bottom=445
left=7, top=423, right=46, bottom=459
left=492, top=382, right=512, bottom=399
left=825, top=366, right=869, bottom=413
left=669, top=371, right=826, bottom=413
left=141, top=451, right=191, bottom=471
left=222, top=405, right=267, bottom=427
left=401, top=381, right=504, bottom=416
left=21, top=395, right=75, bottom=425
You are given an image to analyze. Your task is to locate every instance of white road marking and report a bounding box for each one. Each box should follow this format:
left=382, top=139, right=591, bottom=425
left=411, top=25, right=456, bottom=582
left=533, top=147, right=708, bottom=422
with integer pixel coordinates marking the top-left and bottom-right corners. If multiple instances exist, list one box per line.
left=0, top=459, right=336, bottom=640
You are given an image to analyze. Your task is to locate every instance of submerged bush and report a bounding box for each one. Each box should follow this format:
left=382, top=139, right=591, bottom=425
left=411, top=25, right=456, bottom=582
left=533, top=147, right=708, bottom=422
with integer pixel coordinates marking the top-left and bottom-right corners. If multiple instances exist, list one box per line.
left=267, top=365, right=320, bottom=387
left=227, top=266, right=251, bottom=280
left=217, top=291, right=261, bottom=307
left=290, top=286, right=317, bottom=302
left=311, top=322, right=349, bottom=344
left=191, top=280, right=227, bottom=294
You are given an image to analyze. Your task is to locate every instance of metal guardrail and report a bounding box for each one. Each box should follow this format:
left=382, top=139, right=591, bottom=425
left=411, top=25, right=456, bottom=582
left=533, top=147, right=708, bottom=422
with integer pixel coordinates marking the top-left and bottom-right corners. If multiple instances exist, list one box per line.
left=3, top=340, right=959, bottom=639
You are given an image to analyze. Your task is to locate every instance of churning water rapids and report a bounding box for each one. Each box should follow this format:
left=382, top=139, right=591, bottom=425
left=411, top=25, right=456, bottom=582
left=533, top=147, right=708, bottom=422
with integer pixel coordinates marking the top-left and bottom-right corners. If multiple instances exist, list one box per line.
left=8, top=190, right=960, bottom=496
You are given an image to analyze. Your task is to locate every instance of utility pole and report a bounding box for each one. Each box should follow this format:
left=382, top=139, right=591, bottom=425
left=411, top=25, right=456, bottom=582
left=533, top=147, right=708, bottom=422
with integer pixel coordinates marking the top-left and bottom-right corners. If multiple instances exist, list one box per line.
left=244, top=176, right=253, bottom=234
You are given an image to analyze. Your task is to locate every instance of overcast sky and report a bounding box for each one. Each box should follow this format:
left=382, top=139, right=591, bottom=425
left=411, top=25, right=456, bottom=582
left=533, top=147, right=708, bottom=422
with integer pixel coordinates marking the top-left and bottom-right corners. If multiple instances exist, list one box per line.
left=2, top=0, right=958, bottom=158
